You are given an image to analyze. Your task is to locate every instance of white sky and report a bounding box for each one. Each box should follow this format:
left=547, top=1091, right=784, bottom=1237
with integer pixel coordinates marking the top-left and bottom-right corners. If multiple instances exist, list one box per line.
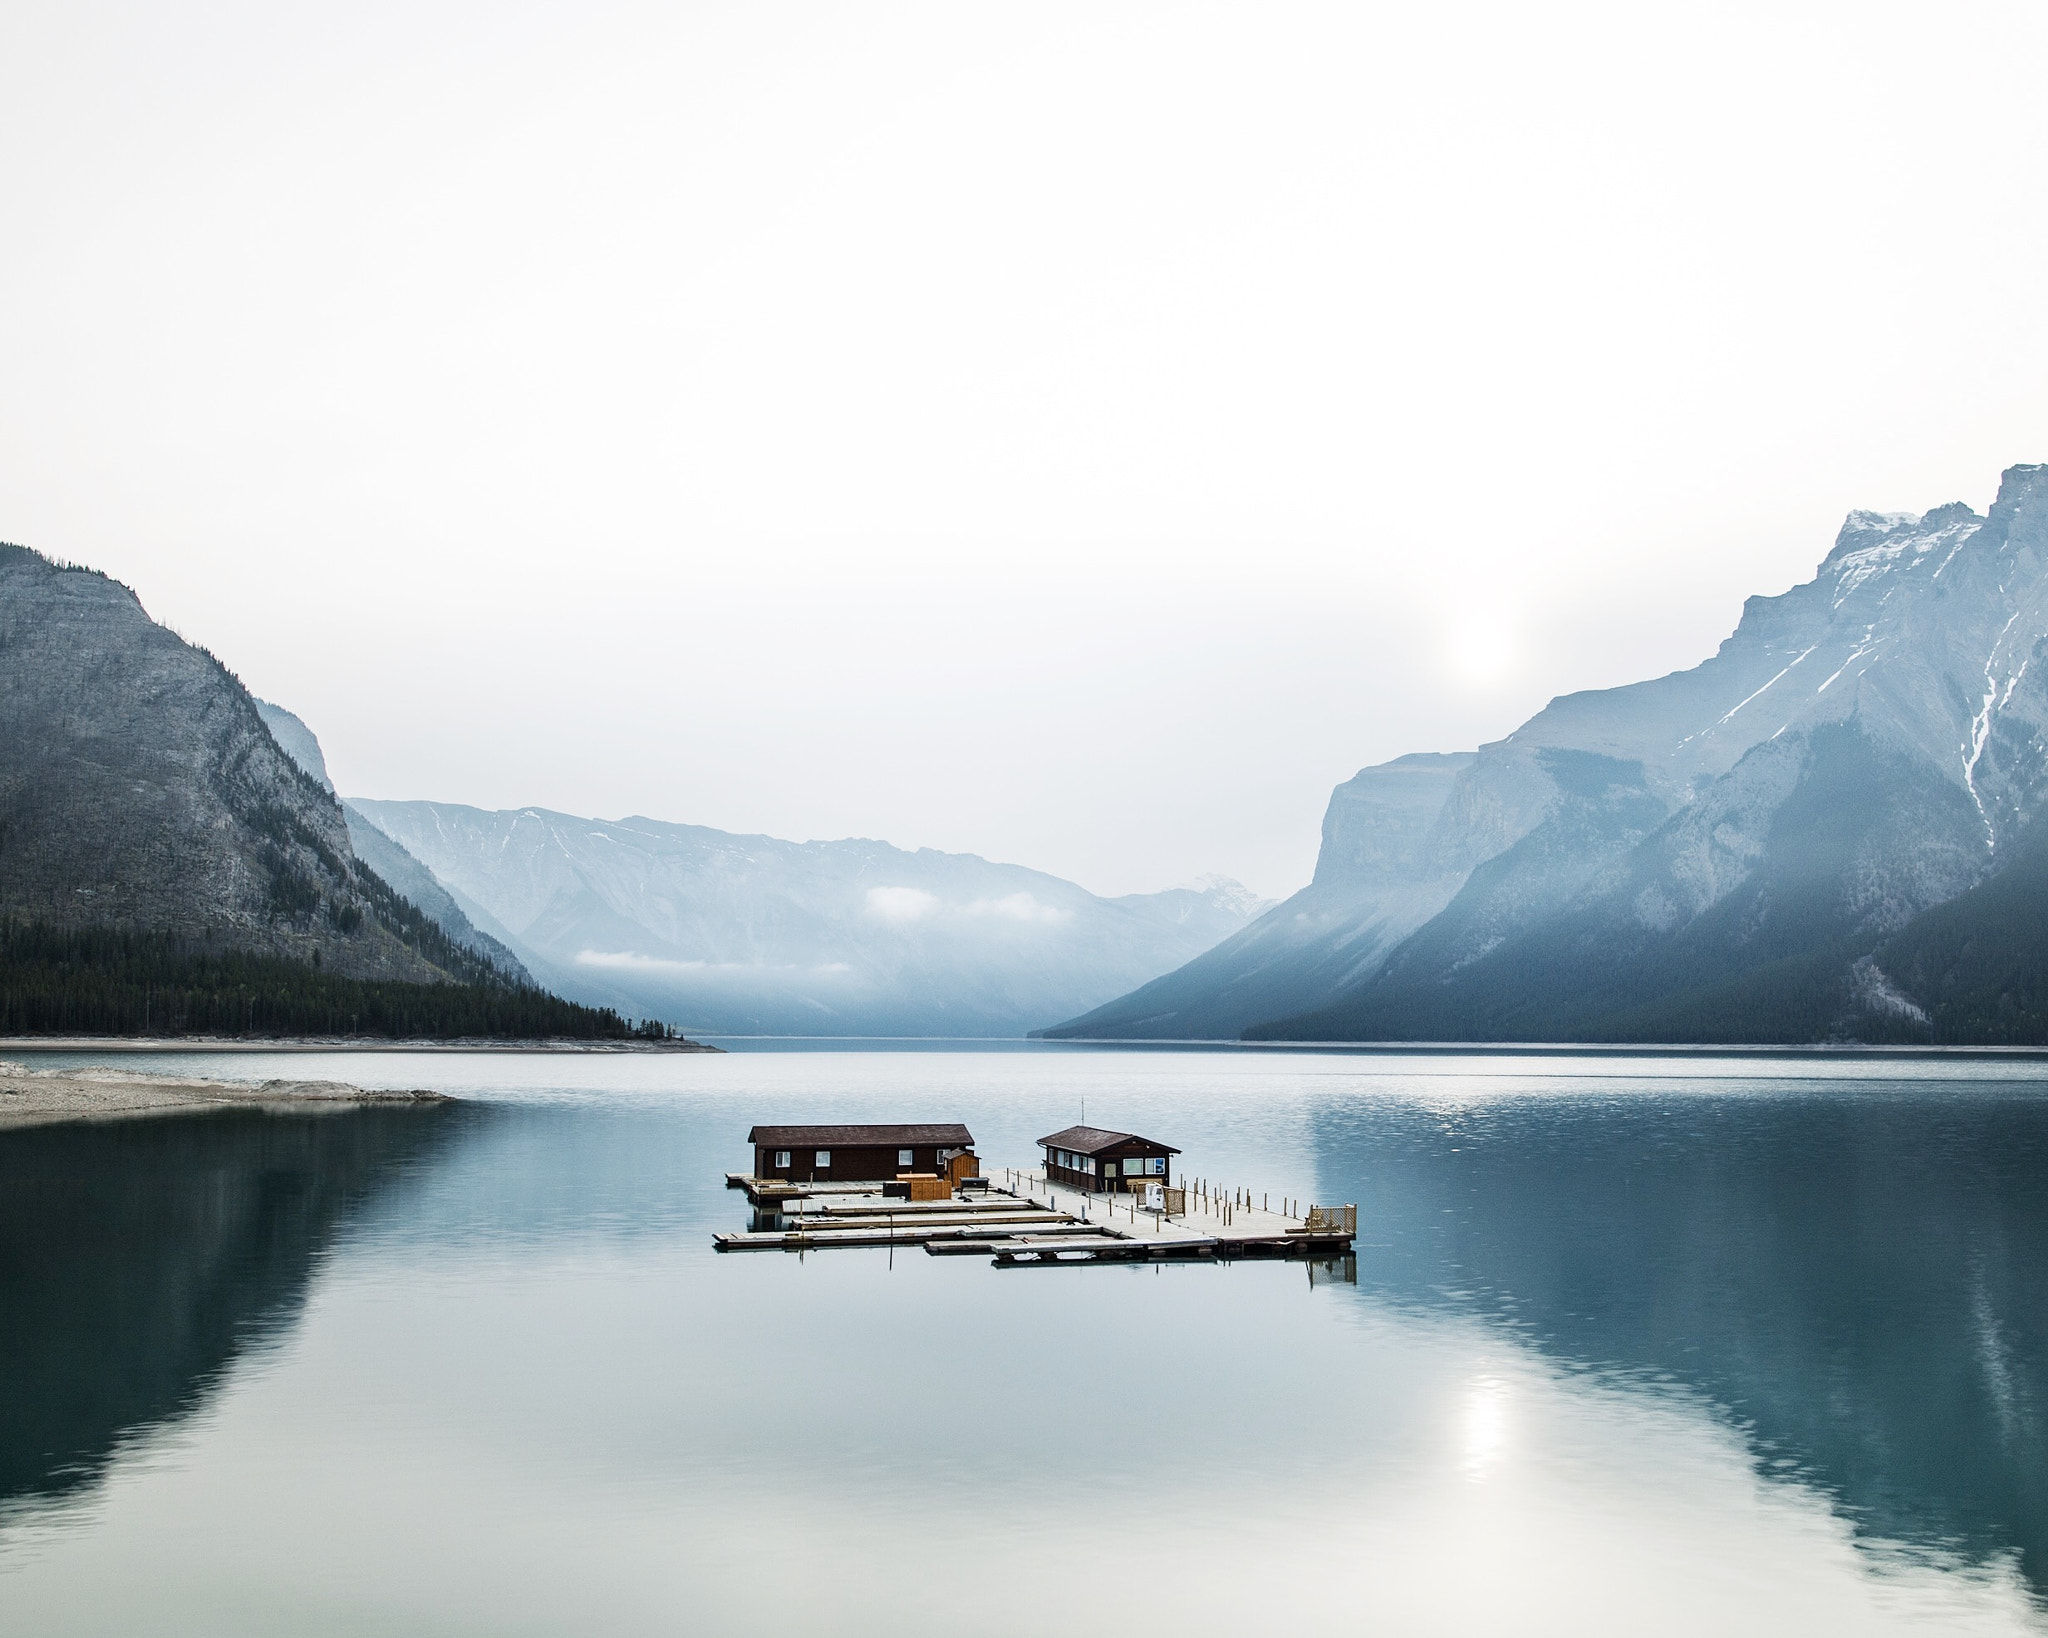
left=4, top=1, right=2047, bottom=898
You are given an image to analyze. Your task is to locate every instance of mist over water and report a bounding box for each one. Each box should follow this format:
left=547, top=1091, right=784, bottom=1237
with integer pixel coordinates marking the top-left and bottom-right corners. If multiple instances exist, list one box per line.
left=3, top=1049, right=2045, bottom=1634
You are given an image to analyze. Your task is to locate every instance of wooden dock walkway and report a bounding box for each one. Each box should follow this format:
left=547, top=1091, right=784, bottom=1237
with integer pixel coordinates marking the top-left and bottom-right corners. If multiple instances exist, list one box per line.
left=985, top=1168, right=1352, bottom=1262
left=714, top=1167, right=1354, bottom=1264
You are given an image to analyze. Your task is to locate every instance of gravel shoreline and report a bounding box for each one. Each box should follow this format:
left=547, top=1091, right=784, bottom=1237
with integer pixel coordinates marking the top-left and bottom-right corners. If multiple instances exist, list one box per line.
left=0, top=1059, right=450, bottom=1132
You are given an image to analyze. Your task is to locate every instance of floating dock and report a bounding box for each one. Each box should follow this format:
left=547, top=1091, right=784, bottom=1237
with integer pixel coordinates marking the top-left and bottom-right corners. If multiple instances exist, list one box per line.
left=715, top=1167, right=1355, bottom=1264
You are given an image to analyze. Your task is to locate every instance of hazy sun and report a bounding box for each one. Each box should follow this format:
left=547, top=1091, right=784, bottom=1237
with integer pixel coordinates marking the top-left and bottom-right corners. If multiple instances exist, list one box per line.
left=1446, top=618, right=1518, bottom=686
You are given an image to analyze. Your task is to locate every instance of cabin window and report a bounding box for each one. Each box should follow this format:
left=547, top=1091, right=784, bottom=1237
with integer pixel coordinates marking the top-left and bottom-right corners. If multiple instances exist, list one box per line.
left=774, top=1151, right=790, bottom=1167
left=1084, top=1157, right=1095, bottom=1175
left=1124, top=1158, right=1144, bottom=1176
left=1148, top=1157, right=1166, bottom=1175
left=898, top=1149, right=913, bottom=1166
left=815, top=1150, right=831, bottom=1168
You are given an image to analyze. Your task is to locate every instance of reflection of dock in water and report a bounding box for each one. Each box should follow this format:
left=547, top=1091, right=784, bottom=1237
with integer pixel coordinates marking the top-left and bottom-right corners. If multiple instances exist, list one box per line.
left=717, top=1167, right=1356, bottom=1265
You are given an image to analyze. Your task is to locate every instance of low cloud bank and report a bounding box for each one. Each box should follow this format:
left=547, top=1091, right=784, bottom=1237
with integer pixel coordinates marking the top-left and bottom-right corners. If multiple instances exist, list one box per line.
left=864, top=886, right=1071, bottom=925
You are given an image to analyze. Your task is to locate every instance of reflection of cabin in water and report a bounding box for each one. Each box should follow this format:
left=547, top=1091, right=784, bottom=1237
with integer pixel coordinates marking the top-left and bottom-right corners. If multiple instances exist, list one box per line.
left=1038, top=1125, right=1179, bottom=1192
left=747, top=1124, right=975, bottom=1184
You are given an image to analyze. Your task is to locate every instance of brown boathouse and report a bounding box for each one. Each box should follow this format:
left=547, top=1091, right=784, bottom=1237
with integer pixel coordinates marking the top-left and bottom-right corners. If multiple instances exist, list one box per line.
left=748, top=1123, right=976, bottom=1184
left=1039, top=1125, right=1178, bottom=1192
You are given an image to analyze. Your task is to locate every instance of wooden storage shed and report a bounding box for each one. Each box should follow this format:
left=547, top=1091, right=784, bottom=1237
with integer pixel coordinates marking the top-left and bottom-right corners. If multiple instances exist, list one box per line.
left=1038, top=1125, right=1179, bottom=1193
left=747, top=1123, right=975, bottom=1185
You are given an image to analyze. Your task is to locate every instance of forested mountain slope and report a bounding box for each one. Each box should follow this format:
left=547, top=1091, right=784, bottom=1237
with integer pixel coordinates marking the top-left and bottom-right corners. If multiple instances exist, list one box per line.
left=251, top=699, right=532, bottom=985
left=0, top=544, right=642, bottom=1039
left=0, top=546, right=456, bottom=977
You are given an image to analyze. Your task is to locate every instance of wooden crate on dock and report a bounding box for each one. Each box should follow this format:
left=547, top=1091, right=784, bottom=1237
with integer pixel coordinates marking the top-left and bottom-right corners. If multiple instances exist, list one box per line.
left=898, top=1173, right=951, bottom=1202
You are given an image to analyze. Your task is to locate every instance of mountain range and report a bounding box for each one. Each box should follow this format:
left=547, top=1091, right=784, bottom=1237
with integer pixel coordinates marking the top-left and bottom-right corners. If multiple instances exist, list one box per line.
left=9, top=460, right=2048, bottom=1045
left=1044, top=462, right=2048, bottom=1044
left=0, top=536, right=1264, bottom=1040
left=340, top=797, right=1266, bottom=1037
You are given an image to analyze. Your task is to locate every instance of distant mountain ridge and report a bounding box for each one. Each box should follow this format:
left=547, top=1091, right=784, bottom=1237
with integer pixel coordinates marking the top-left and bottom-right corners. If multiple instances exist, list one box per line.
left=346, top=798, right=1269, bottom=1036
left=1045, top=462, right=2048, bottom=1044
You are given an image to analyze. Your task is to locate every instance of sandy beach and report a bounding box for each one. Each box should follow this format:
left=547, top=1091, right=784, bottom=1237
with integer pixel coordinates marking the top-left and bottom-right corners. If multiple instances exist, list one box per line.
left=0, top=1059, right=449, bottom=1132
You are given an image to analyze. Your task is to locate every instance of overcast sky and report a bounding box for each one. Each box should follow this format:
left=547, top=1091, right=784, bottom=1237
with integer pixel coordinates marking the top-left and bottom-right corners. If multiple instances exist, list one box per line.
left=4, top=1, right=2047, bottom=898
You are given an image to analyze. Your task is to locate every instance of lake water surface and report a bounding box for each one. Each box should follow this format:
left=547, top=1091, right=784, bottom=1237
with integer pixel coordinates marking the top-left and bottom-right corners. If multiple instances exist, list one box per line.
left=4, top=1046, right=2047, bottom=1635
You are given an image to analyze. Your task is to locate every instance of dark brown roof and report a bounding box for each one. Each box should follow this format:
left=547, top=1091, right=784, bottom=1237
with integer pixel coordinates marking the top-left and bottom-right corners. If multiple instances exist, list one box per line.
left=1037, top=1125, right=1179, bottom=1156
left=748, top=1124, right=974, bottom=1148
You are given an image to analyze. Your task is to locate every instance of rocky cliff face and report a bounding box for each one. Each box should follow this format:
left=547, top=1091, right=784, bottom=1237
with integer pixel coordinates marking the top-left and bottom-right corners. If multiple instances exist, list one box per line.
left=0, top=545, right=475, bottom=983
left=253, top=699, right=335, bottom=793
left=348, top=799, right=1267, bottom=1036
left=1050, top=461, right=2048, bottom=1043
left=1039, top=753, right=1480, bottom=1039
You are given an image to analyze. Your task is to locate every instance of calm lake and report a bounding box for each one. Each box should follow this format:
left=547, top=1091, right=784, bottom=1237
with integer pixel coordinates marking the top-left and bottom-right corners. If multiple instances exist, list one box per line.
left=3, top=1046, right=2047, bottom=1635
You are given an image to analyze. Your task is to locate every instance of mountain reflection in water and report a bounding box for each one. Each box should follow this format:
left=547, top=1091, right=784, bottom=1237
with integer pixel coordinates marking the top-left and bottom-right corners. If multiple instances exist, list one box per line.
left=0, top=1103, right=462, bottom=1516
left=1320, top=1084, right=2048, bottom=1598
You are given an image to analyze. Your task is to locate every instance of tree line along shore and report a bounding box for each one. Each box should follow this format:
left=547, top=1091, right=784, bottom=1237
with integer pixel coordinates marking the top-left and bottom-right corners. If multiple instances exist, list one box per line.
left=0, top=922, right=701, bottom=1044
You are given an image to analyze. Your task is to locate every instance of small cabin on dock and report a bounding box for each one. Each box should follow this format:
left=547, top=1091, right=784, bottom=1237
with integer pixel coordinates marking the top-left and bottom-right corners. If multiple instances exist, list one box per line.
left=747, top=1123, right=975, bottom=1185
left=1038, top=1125, right=1178, bottom=1193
